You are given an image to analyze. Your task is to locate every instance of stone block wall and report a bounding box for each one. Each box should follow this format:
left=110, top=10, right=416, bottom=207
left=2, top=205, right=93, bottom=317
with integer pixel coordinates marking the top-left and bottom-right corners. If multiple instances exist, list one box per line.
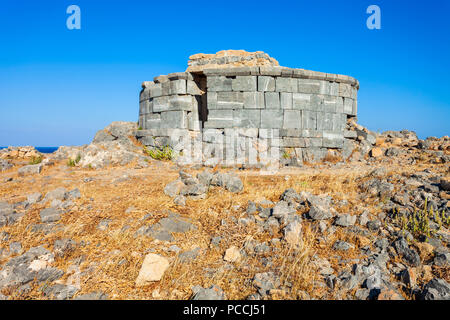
left=137, top=66, right=359, bottom=166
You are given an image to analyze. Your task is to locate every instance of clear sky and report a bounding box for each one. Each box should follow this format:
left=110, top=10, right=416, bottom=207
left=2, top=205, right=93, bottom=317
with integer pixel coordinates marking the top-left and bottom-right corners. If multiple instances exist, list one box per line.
left=0, top=0, right=449, bottom=146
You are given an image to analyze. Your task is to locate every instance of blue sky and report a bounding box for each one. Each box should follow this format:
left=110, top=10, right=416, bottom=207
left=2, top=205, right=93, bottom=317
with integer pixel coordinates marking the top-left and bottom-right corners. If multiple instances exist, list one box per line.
left=0, top=0, right=449, bottom=146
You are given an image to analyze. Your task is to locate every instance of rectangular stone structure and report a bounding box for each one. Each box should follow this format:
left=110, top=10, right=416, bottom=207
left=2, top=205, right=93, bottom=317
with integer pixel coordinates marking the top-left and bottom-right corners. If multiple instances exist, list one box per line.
left=297, top=79, right=321, bottom=94
left=275, top=77, right=297, bottom=92
left=280, top=92, right=293, bottom=109
left=233, top=109, right=261, bottom=128
left=160, top=111, right=187, bottom=129
left=265, top=92, right=280, bottom=109
left=204, top=109, right=233, bottom=128
left=169, top=80, right=187, bottom=95
left=261, top=110, right=283, bottom=129
left=243, top=92, right=264, bottom=109
left=322, top=131, right=344, bottom=148
left=302, top=110, right=317, bottom=129
left=169, top=95, right=194, bottom=111
left=258, top=76, right=275, bottom=92
left=207, top=76, right=232, bottom=92
left=187, top=80, right=202, bottom=95
left=283, top=110, right=302, bottom=129
left=216, top=92, right=244, bottom=109
left=145, top=113, right=161, bottom=129
left=232, top=76, right=257, bottom=91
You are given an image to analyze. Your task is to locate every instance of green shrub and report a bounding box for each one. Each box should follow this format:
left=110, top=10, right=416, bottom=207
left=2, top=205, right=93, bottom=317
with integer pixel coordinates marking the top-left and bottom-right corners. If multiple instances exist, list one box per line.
left=144, top=146, right=174, bottom=161
left=67, top=154, right=81, bottom=167
left=29, top=156, right=43, bottom=165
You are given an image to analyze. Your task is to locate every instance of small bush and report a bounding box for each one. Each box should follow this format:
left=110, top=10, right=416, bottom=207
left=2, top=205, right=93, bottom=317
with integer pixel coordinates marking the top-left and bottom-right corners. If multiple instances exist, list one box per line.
left=144, top=146, right=174, bottom=161
left=67, top=154, right=81, bottom=167
left=29, top=156, right=43, bottom=165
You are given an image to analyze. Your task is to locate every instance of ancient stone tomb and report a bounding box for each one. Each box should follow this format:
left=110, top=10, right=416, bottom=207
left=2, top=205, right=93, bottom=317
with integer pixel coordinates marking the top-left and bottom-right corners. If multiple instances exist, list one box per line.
left=137, top=50, right=359, bottom=166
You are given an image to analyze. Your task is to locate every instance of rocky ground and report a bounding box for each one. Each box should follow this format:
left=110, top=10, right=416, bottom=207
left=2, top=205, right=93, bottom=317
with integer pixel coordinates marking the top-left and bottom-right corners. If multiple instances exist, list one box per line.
left=0, top=124, right=449, bottom=300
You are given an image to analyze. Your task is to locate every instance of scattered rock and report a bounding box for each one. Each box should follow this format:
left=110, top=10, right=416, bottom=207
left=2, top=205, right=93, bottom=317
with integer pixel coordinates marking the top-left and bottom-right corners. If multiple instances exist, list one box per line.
left=333, top=241, right=354, bottom=251
left=393, top=237, right=421, bottom=267
left=18, top=164, right=43, bottom=176
left=224, top=246, right=242, bottom=262
left=135, top=253, right=170, bottom=286
left=40, top=207, right=63, bottom=223
left=335, top=214, right=356, bottom=227
left=191, top=285, right=226, bottom=300
left=420, top=278, right=450, bottom=300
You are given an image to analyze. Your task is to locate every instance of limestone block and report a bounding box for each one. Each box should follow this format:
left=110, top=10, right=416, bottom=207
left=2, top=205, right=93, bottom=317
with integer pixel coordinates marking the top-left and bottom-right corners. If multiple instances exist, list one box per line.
left=207, top=92, right=217, bottom=109
left=217, top=92, right=244, bottom=109
left=282, top=137, right=307, bottom=148
left=319, top=81, right=338, bottom=96
left=207, top=76, right=232, bottom=92
left=283, top=110, right=302, bottom=129
left=265, top=92, right=280, bottom=109
left=150, top=83, right=162, bottom=98
left=139, top=99, right=150, bottom=115
left=233, top=109, right=261, bottom=128
left=322, top=95, right=339, bottom=113
left=344, top=130, right=357, bottom=139
left=332, top=113, right=346, bottom=131
left=343, top=97, right=353, bottom=115
left=259, top=66, right=284, bottom=76
left=243, top=92, right=264, bottom=109
left=316, top=112, right=333, bottom=130
left=297, top=79, right=321, bottom=94
left=160, top=111, right=187, bottom=129
left=276, top=77, right=297, bottom=92
left=140, top=88, right=150, bottom=102
left=352, top=99, right=358, bottom=116
left=169, top=80, right=187, bottom=95
left=187, top=80, right=202, bottom=95
left=167, top=72, right=194, bottom=81
left=232, top=76, right=257, bottom=91
left=335, top=97, right=344, bottom=113
left=204, top=110, right=233, bottom=128
left=301, top=110, right=317, bottom=129
left=145, top=114, right=161, bottom=129
left=339, top=83, right=352, bottom=98
left=202, top=129, right=225, bottom=143
left=261, top=110, right=283, bottom=129
left=161, top=81, right=171, bottom=96
left=299, top=129, right=323, bottom=138
left=292, top=93, right=311, bottom=110
left=302, top=147, right=327, bottom=163
left=280, top=93, right=293, bottom=109
left=187, top=111, right=201, bottom=131
left=169, top=95, right=194, bottom=111
left=322, top=131, right=344, bottom=148
left=153, top=96, right=170, bottom=112
left=258, top=76, right=275, bottom=92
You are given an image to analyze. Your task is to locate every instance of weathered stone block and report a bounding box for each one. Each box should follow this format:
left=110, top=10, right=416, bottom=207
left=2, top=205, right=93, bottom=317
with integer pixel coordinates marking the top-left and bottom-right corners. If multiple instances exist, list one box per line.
left=161, top=81, right=171, bottom=96
left=207, top=92, right=217, bottom=109
left=169, top=95, right=194, bottom=111
left=187, top=111, right=201, bottom=131
left=145, top=114, right=161, bottom=129
left=343, top=97, right=353, bottom=115
left=232, top=76, right=257, bottom=91
left=282, top=137, right=306, bottom=147
left=140, top=88, right=150, bottom=102
left=301, top=110, right=317, bottom=129
left=204, top=110, right=233, bottom=128
left=322, top=131, right=344, bottom=148
left=332, top=113, right=346, bottom=131
left=187, top=80, right=202, bottom=95
left=339, top=83, right=352, bottom=98
left=259, top=66, right=284, bottom=76
left=261, top=110, right=283, bottom=128
left=265, top=92, right=280, bottom=109
left=321, top=95, right=339, bottom=113
left=207, top=76, right=232, bottom=92
left=169, top=80, right=187, bottom=95
left=217, top=92, right=244, bottom=109
left=283, top=110, right=302, bottom=129
left=258, top=76, right=275, bottom=92
left=316, top=112, right=333, bottom=130
left=233, top=109, right=260, bottom=128
left=150, top=83, right=162, bottom=98
left=153, top=96, right=170, bottom=112
left=276, top=77, right=297, bottom=92
left=160, top=111, right=187, bottom=129
left=243, top=92, right=264, bottom=109
left=297, top=79, right=321, bottom=94
left=280, top=93, right=293, bottom=109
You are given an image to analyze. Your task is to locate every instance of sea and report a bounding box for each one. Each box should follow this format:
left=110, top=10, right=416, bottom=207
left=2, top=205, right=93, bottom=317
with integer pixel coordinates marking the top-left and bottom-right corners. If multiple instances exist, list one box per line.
left=0, top=147, right=58, bottom=154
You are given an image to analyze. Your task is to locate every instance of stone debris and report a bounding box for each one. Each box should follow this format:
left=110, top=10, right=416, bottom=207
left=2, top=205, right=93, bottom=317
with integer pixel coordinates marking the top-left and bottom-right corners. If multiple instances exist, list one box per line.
left=135, top=253, right=170, bottom=286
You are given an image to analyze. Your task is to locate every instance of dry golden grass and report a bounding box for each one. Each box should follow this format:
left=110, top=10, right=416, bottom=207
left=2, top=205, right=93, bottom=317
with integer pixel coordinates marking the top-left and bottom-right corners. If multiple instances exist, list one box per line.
left=0, top=154, right=449, bottom=300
